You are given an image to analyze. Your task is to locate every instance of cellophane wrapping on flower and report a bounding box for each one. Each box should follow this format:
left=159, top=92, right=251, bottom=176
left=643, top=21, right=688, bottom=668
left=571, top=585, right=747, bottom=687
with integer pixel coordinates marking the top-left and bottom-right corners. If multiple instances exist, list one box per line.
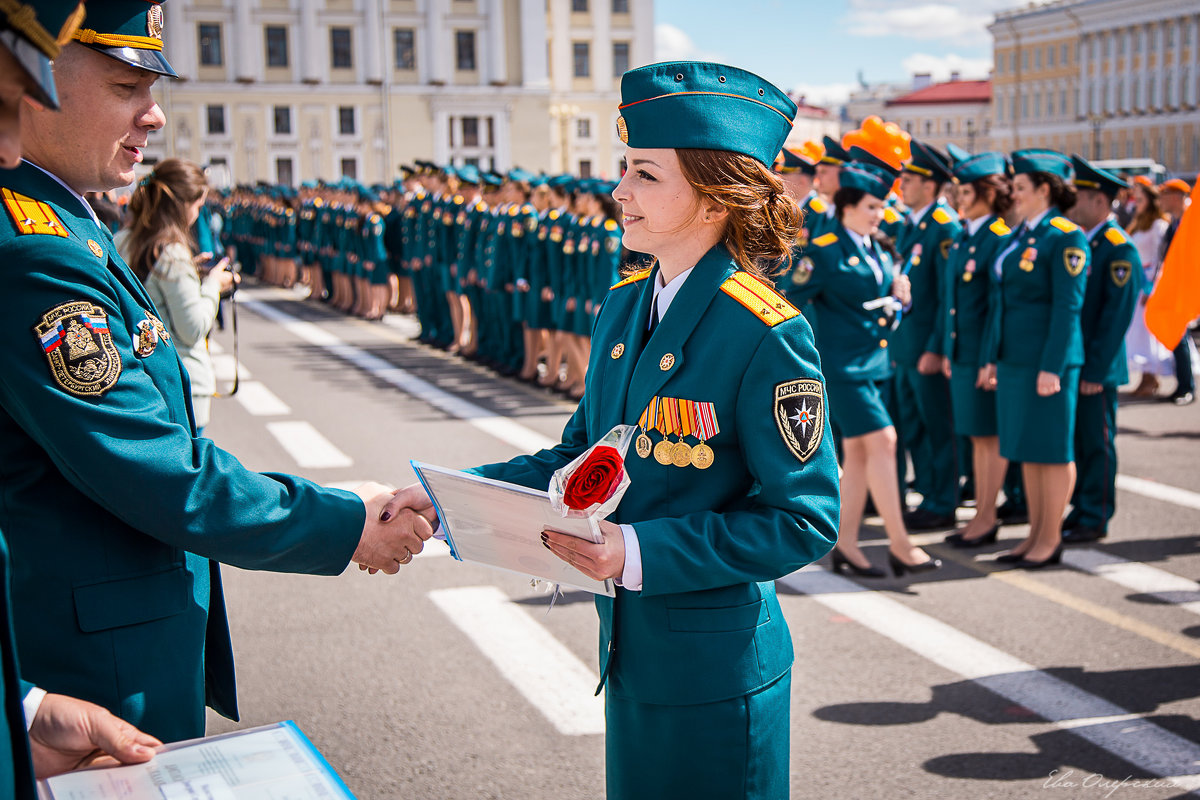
left=548, top=424, right=635, bottom=520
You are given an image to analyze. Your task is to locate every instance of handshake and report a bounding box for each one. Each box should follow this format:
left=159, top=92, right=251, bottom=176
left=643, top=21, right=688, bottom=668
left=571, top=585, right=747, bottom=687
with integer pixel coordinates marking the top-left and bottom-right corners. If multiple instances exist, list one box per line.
left=348, top=482, right=439, bottom=574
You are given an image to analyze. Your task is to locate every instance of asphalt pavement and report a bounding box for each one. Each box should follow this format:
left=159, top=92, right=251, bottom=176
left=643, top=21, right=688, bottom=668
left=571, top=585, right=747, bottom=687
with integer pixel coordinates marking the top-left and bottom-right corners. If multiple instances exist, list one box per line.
left=202, top=285, right=1200, bottom=800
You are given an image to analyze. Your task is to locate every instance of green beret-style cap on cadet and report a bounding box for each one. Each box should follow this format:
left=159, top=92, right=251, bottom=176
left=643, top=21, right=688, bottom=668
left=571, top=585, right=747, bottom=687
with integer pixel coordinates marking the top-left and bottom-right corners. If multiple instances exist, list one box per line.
left=0, top=0, right=85, bottom=109
left=952, top=152, right=1011, bottom=185
left=820, top=135, right=850, bottom=166
left=616, top=61, right=798, bottom=167
left=841, top=147, right=899, bottom=201
left=903, top=139, right=954, bottom=184
left=1011, top=148, right=1073, bottom=181
left=1070, top=154, right=1127, bottom=199
left=776, top=148, right=816, bottom=177
left=72, top=0, right=176, bottom=77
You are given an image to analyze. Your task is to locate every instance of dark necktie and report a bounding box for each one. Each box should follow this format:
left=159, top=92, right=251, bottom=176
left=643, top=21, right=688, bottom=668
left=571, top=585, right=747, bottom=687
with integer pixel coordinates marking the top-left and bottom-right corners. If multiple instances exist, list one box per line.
left=647, top=297, right=660, bottom=335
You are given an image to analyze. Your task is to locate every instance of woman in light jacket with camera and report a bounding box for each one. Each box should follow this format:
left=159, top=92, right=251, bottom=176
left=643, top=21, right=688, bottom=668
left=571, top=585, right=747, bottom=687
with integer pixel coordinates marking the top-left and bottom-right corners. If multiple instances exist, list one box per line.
left=115, top=159, right=235, bottom=435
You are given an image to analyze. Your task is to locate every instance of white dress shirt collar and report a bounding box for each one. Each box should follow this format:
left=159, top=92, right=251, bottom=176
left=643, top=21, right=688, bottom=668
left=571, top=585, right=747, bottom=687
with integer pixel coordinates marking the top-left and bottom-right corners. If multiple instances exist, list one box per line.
left=21, top=159, right=101, bottom=226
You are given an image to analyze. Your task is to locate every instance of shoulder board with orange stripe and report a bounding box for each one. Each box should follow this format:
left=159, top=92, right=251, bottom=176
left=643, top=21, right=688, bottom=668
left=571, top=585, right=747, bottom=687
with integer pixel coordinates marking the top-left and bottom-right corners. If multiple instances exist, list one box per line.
left=812, top=232, right=838, bottom=248
left=1050, top=216, right=1079, bottom=233
left=610, top=268, right=652, bottom=290
left=2, top=188, right=70, bottom=238
left=809, top=197, right=827, bottom=214
left=989, top=219, right=1011, bottom=236
left=932, top=207, right=953, bottom=225
left=883, top=207, right=901, bottom=224
left=720, top=272, right=799, bottom=327
left=1105, top=226, right=1128, bottom=246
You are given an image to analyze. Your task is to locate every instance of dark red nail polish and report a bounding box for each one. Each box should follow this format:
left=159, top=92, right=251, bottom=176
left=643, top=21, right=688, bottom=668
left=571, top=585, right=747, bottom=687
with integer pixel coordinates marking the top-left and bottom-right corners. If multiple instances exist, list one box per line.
left=380, top=511, right=391, bottom=522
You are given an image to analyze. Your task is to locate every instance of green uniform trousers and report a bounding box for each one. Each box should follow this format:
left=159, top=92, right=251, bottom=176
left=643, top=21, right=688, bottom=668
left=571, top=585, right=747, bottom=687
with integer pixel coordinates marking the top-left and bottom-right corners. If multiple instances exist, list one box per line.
left=894, top=364, right=959, bottom=514
left=1070, top=385, right=1119, bottom=532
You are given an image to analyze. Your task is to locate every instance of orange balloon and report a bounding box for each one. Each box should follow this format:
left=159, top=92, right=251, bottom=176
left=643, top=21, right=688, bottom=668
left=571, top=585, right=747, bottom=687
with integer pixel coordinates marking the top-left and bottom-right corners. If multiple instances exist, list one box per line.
left=862, top=115, right=886, bottom=137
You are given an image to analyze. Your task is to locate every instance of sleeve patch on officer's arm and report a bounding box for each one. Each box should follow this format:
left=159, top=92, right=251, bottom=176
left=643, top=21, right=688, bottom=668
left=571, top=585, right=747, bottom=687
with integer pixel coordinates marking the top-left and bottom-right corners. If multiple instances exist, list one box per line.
left=3, top=188, right=70, bottom=237
left=33, top=301, right=122, bottom=397
left=774, top=379, right=824, bottom=463
left=1063, top=247, right=1087, bottom=277
left=1111, top=260, right=1132, bottom=287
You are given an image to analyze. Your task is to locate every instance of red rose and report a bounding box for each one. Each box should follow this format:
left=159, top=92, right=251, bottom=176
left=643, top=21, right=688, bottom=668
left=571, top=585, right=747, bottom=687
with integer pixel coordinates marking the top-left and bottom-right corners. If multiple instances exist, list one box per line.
left=563, top=445, right=625, bottom=511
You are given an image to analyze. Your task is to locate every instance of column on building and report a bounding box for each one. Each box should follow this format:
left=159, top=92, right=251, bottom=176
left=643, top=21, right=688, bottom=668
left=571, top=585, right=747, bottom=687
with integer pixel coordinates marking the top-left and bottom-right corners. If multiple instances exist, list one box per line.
left=1171, top=16, right=1182, bottom=108
left=233, top=0, right=261, bottom=83
left=432, top=107, right=451, bottom=164
left=1188, top=16, right=1199, bottom=106
left=590, top=0, right=611, bottom=93
left=631, top=0, right=653, bottom=68
left=425, top=0, right=448, bottom=84
left=486, top=0, right=508, bottom=85
left=1107, top=26, right=1118, bottom=115
left=519, top=0, right=549, bottom=88
left=299, top=0, right=322, bottom=83
left=1136, top=24, right=1149, bottom=113
left=550, top=0, right=570, bottom=93
left=165, top=1, right=194, bottom=80
left=1078, top=30, right=1089, bottom=118
left=362, top=0, right=384, bottom=84
left=494, top=101, right=513, bottom=171
left=1153, top=21, right=1165, bottom=109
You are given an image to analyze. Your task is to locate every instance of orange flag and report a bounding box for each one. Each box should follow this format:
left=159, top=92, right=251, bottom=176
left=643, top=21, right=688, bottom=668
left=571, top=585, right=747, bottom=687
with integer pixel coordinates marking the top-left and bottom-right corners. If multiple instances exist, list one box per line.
left=1145, top=176, right=1200, bottom=350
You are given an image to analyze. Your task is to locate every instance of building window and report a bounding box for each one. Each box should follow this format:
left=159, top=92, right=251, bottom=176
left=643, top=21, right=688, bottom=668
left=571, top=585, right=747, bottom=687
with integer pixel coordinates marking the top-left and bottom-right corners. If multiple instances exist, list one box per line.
left=573, top=42, right=590, bottom=78
left=576, top=118, right=591, bottom=139
left=273, top=105, right=291, bottom=135
left=1023, top=49, right=1029, bottom=71
left=331, top=27, right=352, bottom=69
left=206, top=104, right=225, bottom=135
left=1062, top=43, right=1069, bottom=64
left=1034, top=48, right=1041, bottom=70
left=1134, top=27, right=1142, bottom=53
left=455, top=31, right=476, bottom=71
left=394, top=28, right=415, bottom=70
left=338, top=106, right=355, bottom=135
left=1060, top=89, right=1068, bottom=116
left=1047, top=45, right=1055, bottom=68
left=578, top=159, right=593, bottom=178
left=572, top=0, right=588, bottom=11
left=340, top=158, right=357, bottom=180
left=996, top=97, right=1004, bottom=122
left=1021, top=95, right=1028, bottom=119
left=265, top=25, right=288, bottom=67
left=1126, top=140, right=1134, bottom=157
left=1009, top=52, right=1016, bottom=74
left=613, top=42, right=629, bottom=77
left=276, top=157, right=294, bottom=187
left=462, top=116, right=480, bottom=147
left=924, top=119, right=932, bottom=135
left=198, top=24, right=223, bottom=66
left=612, top=0, right=629, bottom=11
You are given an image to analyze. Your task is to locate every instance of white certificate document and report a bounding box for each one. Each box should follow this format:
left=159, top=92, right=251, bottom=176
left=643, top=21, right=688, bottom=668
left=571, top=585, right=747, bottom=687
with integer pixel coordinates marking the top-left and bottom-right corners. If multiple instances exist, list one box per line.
left=37, top=721, right=355, bottom=800
left=412, top=461, right=616, bottom=597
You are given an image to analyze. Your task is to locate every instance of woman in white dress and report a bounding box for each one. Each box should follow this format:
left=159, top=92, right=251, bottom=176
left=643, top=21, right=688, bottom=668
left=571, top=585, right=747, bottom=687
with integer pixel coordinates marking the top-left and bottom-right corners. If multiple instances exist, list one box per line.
left=1123, top=178, right=1173, bottom=396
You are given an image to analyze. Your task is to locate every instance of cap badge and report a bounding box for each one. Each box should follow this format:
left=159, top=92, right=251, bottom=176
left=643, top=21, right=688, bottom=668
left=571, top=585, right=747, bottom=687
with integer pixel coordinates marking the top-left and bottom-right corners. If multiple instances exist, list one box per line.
left=615, top=116, right=629, bottom=144
left=147, top=5, right=164, bottom=39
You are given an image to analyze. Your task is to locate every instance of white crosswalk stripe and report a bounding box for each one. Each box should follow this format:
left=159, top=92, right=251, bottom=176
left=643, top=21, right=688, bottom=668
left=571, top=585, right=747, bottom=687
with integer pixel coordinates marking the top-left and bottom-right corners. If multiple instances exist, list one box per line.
left=1065, top=548, right=1200, bottom=616
left=265, top=421, right=353, bottom=469
left=234, top=381, right=291, bottom=417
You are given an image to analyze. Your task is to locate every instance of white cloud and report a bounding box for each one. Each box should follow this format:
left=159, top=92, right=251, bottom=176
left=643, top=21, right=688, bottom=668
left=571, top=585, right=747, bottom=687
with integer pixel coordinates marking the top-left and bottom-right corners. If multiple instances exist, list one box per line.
left=654, top=23, right=723, bottom=63
left=788, top=82, right=860, bottom=108
left=900, top=52, right=993, bottom=81
left=844, top=0, right=1013, bottom=46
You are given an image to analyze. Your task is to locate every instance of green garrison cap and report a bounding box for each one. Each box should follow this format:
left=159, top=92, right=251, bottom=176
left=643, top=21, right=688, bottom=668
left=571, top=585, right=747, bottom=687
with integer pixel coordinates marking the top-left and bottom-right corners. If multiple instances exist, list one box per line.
left=72, top=0, right=176, bottom=77
left=1011, top=148, right=1073, bottom=181
left=776, top=148, right=816, bottom=176
left=820, top=135, right=849, bottom=166
left=457, top=164, right=481, bottom=186
left=952, top=152, right=1011, bottom=185
left=616, top=61, right=797, bottom=167
left=903, top=139, right=953, bottom=184
left=1070, top=154, right=1127, bottom=199
left=0, top=1, right=85, bottom=109
left=944, top=142, right=971, bottom=167
left=841, top=148, right=899, bottom=200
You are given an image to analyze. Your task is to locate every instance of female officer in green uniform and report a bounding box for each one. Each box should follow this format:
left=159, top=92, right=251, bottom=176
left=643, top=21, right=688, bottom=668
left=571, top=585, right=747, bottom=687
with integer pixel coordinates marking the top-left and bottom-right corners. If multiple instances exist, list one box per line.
left=787, top=147, right=940, bottom=579
left=941, top=153, right=1014, bottom=547
left=390, top=61, right=840, bottom=799
left=983, top=149, right=1089, bottom=568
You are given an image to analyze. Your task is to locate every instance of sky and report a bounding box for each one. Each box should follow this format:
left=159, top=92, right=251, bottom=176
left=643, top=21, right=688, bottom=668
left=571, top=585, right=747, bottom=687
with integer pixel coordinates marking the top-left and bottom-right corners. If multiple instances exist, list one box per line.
left=654, top=0, right=1017, bottom=107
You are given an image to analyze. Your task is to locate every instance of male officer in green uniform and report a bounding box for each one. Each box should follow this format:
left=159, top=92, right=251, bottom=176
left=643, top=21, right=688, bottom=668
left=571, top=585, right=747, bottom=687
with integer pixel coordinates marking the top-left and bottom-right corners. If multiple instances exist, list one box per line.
left=1063, top=155, right=1142, bottom=543
left=0, top=1, right=434, bottom=746
left=894, top=140, right=963, bottom=529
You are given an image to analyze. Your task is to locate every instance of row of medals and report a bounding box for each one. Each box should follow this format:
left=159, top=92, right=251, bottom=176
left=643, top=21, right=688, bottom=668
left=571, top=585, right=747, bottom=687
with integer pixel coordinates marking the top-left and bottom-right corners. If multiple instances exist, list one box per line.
left=635, top=431, right=715, bottom=470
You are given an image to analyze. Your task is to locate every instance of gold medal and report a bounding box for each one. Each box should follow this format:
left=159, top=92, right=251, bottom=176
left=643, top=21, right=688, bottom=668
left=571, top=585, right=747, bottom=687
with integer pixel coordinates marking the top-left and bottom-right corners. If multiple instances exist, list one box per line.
left=691, top=442, right=714, bottom=469
left=654, top=439, right=674, bottom=465
left=963, top=272, right=973, bottom=282
left=635, top=432, right=652, bottom=459
left=671, top=440, right=693, bottom=467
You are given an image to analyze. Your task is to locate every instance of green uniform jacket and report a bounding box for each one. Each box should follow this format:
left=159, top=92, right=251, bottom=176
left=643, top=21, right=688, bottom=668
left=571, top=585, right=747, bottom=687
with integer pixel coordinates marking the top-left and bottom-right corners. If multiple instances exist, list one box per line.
left=471, top=246, right=839, bottom=705
left=0, top=163, right=364, bottom=744
left=0, top=530, right=35, bottom=800
left=985, top=211, right=1089, bottom=374
left=786, top=224, right=897, bottom=381
left=943, top=215, right=1012, bottom=366
left=894, top=200, right=962, bottom=365
left=1081, top=219, right=1143, bottom=386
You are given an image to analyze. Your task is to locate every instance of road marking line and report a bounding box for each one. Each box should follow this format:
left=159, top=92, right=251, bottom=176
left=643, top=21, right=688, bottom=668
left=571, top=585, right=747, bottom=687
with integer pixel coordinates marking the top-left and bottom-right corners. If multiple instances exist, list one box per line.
left=429, top=586, right=604, bottom=736
left=234, top=381, right=291, bottom=417
left=1117, top=474, right=1200, bottom=511
left=211, top=353, right=251, bottom=383
left=243, top=299, right=557, bottom=454
left=781, top=567, right=1200, bottom=785
left=265, top=421, right=353, bottom=469
left=1064, top=548, right=1200, bottom=617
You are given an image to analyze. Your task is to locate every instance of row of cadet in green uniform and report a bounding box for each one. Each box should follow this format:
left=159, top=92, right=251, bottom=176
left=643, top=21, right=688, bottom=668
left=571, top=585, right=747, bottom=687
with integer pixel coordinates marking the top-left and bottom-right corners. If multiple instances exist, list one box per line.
left=777, top=137, right=1141, bottom=537
left=215, top=168, right=627, bottom=373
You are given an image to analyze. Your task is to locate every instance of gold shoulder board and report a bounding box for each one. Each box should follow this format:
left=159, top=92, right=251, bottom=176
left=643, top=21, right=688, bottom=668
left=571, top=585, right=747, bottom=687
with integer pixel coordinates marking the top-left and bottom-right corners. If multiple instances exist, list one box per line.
left=610, top=268, right=652, bottom=290
left=812, top=232, right=839, bottom=248
left=720, top=272, right=799, bottom=327
left=1050, top=216, right=1079, bottom=233
left=883, top=207, right=901, bottom=224
left=3, top=188, right=70, bottom=238
left=604, top=219, right=619, bottom=231
left=1105, top=227, right=1128, bottom=246
left=932, top=207, right=952, bottom=225
left=989, top=219, right=1011, bottom=236
left=809, top=197, right=827, bottom=214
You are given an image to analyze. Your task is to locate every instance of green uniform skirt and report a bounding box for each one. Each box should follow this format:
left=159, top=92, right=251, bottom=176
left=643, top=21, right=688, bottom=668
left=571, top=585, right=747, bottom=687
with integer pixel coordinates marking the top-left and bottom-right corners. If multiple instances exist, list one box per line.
left=950, top=362, right=998, bottom=437
left=605, top=670, right=791, bottom=800
left=826, top=377, right=894, bottom=438
left=996, top=363, right=1079, bottom=464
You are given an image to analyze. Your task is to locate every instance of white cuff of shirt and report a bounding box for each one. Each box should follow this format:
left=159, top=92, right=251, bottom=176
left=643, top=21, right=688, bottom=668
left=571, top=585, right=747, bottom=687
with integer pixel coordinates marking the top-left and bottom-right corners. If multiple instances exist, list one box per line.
left=617, top=524, right=643, bottom=591
left=23, top=686, right=46, bottom=731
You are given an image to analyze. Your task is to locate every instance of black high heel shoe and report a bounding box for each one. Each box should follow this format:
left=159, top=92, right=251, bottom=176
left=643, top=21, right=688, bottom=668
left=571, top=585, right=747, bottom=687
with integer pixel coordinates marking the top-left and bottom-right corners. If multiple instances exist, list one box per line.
left=995, top=548, right=1030, bottom=563
left=888, top=551, right=943, bottom=578
left=831, top=549, right=885, bottom=579
left=947, top=525, right=999, bottom=549
left=1013, top=545, right=1063, bottom=570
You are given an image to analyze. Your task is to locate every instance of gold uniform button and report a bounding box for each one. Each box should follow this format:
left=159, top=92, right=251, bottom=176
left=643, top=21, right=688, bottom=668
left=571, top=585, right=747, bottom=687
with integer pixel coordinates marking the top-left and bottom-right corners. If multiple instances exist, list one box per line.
left=87, top=239, right=104, bottom=258
left=610, top=343, right=625, bottom=359
left=880, top=340, right=888, bottom=348
left=878, top=317, right=888, bottom=326
left=660, top=353, right=675, bottom=371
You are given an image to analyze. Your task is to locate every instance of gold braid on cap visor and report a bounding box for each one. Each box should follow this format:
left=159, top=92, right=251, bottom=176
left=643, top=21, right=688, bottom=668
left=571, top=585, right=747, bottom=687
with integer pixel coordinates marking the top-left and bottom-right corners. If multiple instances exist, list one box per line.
left=73, top=28, right=163, bottom=51
left=0, top=0, right=84, bottom=57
